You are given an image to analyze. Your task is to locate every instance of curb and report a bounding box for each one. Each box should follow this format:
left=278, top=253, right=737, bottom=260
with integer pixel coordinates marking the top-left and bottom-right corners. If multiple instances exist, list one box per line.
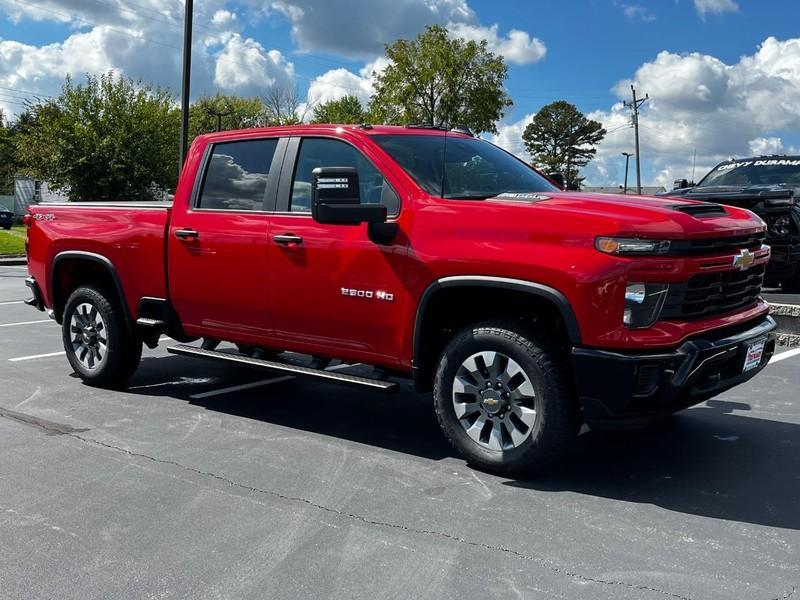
left=0, top=256, right=26, bottom=266
left=770, top=303, right=800, bottom=348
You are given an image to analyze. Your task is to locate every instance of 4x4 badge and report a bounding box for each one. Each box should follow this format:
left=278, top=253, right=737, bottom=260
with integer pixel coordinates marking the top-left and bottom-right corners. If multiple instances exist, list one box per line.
left=732, top=248, right=755, bottom=270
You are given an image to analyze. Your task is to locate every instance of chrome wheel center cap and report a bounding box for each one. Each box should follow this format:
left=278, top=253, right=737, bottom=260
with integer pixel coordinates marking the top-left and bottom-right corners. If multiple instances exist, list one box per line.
left=481, top=389, right=504, bottom=414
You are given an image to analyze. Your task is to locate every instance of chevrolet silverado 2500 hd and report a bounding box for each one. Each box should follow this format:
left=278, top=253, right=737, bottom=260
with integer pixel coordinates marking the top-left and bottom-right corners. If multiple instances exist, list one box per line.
left=23, top=124, right=777, bottom=474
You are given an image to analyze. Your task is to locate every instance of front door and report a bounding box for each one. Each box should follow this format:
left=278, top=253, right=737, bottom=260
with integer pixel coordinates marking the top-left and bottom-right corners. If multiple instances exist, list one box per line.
left=266, top=136, right=409, bottom=365
left=168, top=137, right=283, bottom=343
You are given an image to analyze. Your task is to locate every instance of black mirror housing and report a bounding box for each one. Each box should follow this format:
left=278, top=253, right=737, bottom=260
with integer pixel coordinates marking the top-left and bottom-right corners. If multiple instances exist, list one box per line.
left=311, top=167, right=387, bottom=225
left=673, top=178, right=691, bottom=190
left=547, top=172, right=566, bottom=190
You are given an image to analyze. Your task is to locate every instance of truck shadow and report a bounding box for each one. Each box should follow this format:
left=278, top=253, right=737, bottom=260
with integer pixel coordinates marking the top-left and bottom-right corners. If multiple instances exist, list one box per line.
left=508, top=399, right=800, bottom=530
left=129, top=355, right=455, bottom=462
left=129, top=357, right=800, bottom=530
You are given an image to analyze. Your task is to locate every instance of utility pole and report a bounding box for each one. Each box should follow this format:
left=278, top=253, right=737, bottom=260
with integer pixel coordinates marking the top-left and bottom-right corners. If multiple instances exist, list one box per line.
left=179, top=0, right=193, bottom=171
left=206, top=107, right=234, bottom=132
left=621, top=152, right=633, bottom=194
left=623, top=85, right=648, bottom=194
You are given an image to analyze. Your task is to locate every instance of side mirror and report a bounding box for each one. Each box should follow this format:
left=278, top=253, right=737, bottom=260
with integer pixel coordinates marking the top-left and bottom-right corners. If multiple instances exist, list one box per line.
left=673, top=178, right=691, bottom=190
left=312, top=167, right=387, bottom=225
left=547, top=172, right=566, bottom=189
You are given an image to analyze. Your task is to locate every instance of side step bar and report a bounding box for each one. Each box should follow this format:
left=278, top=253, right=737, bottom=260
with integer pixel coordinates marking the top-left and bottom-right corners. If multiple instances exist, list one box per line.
left=166, top=344, right=399, bottom=393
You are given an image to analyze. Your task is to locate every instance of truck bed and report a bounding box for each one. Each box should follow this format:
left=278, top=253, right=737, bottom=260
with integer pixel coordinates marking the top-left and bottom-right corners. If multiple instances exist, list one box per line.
left=26, top=202, right=172, bottom=320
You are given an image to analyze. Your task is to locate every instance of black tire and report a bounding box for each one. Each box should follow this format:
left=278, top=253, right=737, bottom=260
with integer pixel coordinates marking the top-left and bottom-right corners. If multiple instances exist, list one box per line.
left=62, top=285, right=142, bottom=386
left=433, top=320, right=579, bottom=476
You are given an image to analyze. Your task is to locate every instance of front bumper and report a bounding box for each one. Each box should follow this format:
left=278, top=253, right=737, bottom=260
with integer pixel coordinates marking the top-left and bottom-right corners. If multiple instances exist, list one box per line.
left=572, top=316, right=776, bottom=429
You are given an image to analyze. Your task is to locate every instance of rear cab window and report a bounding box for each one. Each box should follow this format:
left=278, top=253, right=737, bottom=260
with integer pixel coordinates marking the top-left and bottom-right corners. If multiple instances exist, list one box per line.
left=197, top=139, right=279, bottom=211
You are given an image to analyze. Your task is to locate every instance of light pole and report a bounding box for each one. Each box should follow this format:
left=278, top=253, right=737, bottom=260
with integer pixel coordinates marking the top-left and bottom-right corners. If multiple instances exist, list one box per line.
left=206, top=107, right=234, bottom=132
left=179, top=0, right=193, bottom=171
left=622, top=152, right=633, bottom=194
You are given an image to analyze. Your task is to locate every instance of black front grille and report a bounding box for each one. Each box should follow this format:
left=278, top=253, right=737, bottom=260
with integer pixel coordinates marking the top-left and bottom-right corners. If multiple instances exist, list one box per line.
left=668, top=232, right=766, bottom=256
left=661, top=263, right=765, bottom=320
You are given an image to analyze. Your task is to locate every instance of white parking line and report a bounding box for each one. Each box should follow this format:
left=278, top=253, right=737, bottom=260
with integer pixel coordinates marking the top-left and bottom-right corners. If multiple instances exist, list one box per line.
left=190, top=375, right=295, bottom=399
left=0, top=300, right=23, bottom=305
left=770, top=348, right=800, bottom=364
left=0, top=319, right=51, bottom=328
left=190, top=362, right=362, bottom=399
left=9, top=351, right=65, bottom=362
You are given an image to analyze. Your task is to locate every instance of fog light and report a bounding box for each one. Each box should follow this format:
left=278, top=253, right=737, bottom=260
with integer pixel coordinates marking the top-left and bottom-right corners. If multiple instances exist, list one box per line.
left=624, top=282, right=669, bottom=329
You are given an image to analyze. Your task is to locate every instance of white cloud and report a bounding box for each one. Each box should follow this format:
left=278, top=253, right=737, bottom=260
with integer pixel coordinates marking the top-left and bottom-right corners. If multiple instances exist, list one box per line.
left=446, top=23, right=546, bottom=64
left=616, top=3, right=656, bottom=22
left=211, top=9, right=237, bottom=26
left=586, top=37, right=800, bottom=186
left=0, top=0, right=298, bottom=116
left=267, top=0, right=545, bottom=64
left=304, top=57, right=389, bottom=110
left=489, top=112, right=535, bottom=158
left=213, top=34, right=294, bottom=96
left=486, top=36, right=800, bottom=188
left=694, top=0, right=739, bottom=18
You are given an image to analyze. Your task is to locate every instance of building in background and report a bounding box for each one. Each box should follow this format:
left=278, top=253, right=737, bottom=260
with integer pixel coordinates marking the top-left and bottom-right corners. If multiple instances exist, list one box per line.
left=11, top=176, right=66, bottom=216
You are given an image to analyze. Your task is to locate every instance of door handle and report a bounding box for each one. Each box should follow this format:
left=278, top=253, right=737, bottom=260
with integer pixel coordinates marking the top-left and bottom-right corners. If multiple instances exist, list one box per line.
left=273, top=233, right=303, bottom=245
left=174, top=228, right=199, bottom=240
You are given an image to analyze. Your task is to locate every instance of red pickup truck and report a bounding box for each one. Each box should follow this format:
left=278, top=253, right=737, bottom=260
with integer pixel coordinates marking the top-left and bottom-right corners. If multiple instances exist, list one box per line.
left=23, top=124, right=776, bottom=474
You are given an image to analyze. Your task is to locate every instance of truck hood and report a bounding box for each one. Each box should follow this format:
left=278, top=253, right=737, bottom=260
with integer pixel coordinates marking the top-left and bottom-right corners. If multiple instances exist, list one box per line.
left=662, top=184, right=797, bottom=211
left=486, top=190, right=766, bottom=239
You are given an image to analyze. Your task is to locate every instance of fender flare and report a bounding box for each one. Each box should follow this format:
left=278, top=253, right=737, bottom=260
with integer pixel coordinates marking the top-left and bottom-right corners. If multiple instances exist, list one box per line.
left=51, top=251, right=134, bottom=329
left=412, top=275, right=582, bottom=386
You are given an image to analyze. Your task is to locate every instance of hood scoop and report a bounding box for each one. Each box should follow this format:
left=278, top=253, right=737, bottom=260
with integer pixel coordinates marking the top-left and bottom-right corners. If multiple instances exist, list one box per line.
left=671, top=203, right=728, bottom=218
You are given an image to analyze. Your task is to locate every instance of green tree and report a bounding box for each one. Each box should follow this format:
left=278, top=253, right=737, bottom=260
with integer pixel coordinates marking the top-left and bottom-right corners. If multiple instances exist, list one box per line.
left=370, top=25, right=512, bottom=134
left=189, top=93, right=265, bottom=139
left=522, top=100, right=606, bottom=190
left=17, top=73, right=180, bottom=201
left=0, top=109, right=17, bottom=194
left=311, top=95, right=366, bottom=124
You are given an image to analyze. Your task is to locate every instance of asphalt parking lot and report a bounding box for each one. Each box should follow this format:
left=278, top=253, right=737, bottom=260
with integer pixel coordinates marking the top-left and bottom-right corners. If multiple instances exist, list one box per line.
left=1, top=263, right=799, bottom=600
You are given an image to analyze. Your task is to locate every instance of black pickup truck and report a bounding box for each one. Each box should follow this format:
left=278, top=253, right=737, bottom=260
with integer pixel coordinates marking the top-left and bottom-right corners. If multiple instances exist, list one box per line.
left=662, top=156, right=800, bottom=291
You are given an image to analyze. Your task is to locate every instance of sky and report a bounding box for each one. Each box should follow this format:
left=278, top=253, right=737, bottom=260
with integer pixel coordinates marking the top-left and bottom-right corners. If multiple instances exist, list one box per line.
left=1, top=0, right=799, bottom=188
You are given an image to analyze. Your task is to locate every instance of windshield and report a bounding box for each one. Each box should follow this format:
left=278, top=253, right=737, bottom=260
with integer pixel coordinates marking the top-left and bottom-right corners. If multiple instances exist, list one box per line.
left=372, top=134, right=558, bottom=199
left=698, top=158, right=800, bottom=187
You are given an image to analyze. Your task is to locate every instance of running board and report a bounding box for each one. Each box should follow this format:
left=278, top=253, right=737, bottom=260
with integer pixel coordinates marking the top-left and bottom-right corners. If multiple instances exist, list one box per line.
left=166, top=344, right=399, bottom=393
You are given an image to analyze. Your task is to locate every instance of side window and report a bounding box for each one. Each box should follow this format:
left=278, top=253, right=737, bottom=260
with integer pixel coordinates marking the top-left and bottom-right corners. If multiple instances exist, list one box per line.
left=289, top=138, right=399, bottom=216
left=197, top=139, right=278, bottom=211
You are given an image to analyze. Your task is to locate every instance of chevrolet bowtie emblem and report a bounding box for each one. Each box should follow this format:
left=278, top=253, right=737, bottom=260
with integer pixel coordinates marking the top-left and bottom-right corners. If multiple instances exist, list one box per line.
left=732, top=248, right=755, bottom=271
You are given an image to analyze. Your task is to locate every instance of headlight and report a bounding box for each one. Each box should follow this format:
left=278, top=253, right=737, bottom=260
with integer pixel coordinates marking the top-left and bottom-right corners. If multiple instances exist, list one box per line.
left=624, top=282, right=670, bottom=329
left=596, top=237, right=671, bottom=256
left=767, top=215, right=792, bottom=237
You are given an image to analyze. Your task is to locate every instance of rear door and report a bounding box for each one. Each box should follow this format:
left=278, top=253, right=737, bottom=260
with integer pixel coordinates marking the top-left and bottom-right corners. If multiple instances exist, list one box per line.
left=265, top=136, right=409, bottom=365
left=168, top=137, right=285, bottom=343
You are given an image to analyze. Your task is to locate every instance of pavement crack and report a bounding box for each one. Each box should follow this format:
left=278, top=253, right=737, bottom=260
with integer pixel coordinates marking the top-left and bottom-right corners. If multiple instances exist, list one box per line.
left=68, top=431, right=699, bottom=600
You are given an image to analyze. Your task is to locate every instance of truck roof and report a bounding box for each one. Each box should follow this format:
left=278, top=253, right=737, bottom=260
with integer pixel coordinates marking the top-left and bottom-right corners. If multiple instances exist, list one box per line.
left=198, top=123, right=475, bottom=143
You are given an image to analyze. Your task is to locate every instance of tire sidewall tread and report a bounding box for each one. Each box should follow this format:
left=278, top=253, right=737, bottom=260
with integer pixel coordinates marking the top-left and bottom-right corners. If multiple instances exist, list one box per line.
left=62, top=285, right=141, bottom=387
left=433, top=319, right=578, bottom=476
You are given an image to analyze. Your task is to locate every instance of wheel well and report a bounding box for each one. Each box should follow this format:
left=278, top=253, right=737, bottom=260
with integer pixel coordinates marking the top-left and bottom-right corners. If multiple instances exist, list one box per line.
left=413, top=285, right=575, bottom=392
left=52, top=257, right=125, bottom=324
